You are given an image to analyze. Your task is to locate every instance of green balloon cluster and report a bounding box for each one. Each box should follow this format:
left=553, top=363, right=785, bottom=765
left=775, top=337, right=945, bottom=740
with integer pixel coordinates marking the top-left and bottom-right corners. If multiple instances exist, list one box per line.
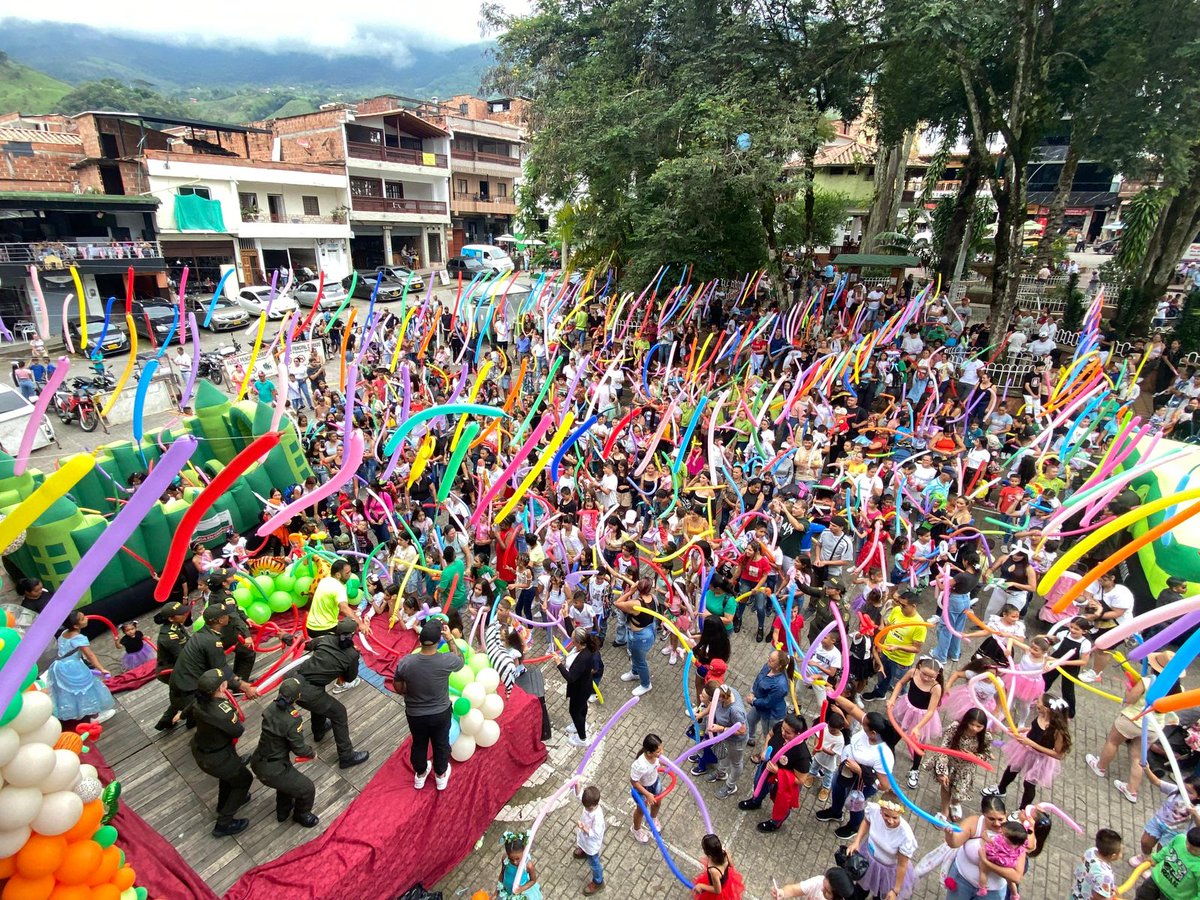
left=0, top=625, right=38, bottom=725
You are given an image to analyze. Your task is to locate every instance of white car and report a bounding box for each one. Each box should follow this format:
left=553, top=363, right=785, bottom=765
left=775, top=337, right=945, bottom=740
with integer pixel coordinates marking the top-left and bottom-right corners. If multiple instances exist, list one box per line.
left=0, top=383, right=55, bottom=453
left=293, top=279, right=346, bottom=309
left=235, top=285, right=299, bottom=320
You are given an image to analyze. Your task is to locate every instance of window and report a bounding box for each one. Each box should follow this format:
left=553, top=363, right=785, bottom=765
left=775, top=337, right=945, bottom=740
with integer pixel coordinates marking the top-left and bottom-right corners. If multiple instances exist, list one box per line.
left=459, top=102, right=469, bottom=115
left=456, top=178, right=468, bottom=194
left=178, top=186, right=212, bottom=200
left=497, top=182, right=508, bottom=198
left=302, top=195, right=320, bottom=216
left=350, top=177, right=381, bottom=197
left=238, top=192, right=259, bottom=214
left=385, top=182, right=405, bottom=200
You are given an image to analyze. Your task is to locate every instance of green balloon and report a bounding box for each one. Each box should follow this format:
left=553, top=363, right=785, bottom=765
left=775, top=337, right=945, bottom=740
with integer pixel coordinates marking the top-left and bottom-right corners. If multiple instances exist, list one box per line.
left=448, top=668, right=473, bottom=693
left=247, top=602, right=272, bottom=625
left=346, top=575, right=360, bottom=600
left=295, top=576, right=313, bottom=595
left=136, top=888, right=148, bottom=900
left=233, top=586, right=253, bottom=606
left=101, top=781, right=121, bottom=824
left=275, top=573, right=296, bottom=593
left=267, top=591, right=294, bottom=613
left=0, top=691, right=22, bottom=726
left=453, top=696, right=471, bottom=717
left=0, top=626, right=19, bottom=663
left=294, top=590, right=310, bottom=608
left=468, top=654, right=490, bottom=674
left=93, top=825, right=119, bottom=848
left=192, top=618, right=205, bottom=632
left=20, top=663, right=37, bottom=690
left=253, top=574, right=276, bottom=596
left=119, top=849, right=125, bottom=866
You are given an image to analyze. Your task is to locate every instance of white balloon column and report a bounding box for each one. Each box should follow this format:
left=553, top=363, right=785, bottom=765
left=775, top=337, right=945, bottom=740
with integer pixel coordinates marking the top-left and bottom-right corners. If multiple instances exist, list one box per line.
left=441, top=639, right=506, bottom=763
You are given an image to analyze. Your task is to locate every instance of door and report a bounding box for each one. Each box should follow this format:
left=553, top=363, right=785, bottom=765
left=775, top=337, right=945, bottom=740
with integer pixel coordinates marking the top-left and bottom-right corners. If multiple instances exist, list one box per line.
left=99, top=133, right=120, bottom=159
left=99, top=166, right=124, bottom=195
left=427, top=232, right=443, bottom=264
left=267, top=194, right=286, bottom=223
left=239, top=243, right=263, bottom=284
left=478, top=180, right=490, bottom=200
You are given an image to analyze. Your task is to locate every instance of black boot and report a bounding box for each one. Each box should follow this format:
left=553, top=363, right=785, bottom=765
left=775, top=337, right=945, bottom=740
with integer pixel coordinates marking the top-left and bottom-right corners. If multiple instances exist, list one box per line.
left=339, top=750, right=369, bottom=769
left=755, top=628, right=764, bottom=643
left=737, top=798, right=763, bottom=811
left=212, top=818, right=249, bottom=837
left=276, top=803, right=293, bottom=823
left=293, top=812, right=320, bottom=827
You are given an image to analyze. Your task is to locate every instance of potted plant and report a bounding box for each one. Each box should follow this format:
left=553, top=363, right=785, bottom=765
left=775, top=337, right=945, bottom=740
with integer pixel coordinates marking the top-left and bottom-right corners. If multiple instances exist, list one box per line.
left=331, top=204, right=350, bottom=224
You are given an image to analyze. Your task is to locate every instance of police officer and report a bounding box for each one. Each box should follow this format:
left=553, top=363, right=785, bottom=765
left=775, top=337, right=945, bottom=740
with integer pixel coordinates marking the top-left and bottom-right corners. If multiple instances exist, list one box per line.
left=297, top=619, right=369, bottom=769
left=159, top=606, right=259, bottom=731
left=208, top=570, right=256, bottom=682
left=250, top=677, right=319, bottom=827
left=154, top=600, right=192, bottom=684
left=191, top=668, right=253, bottom=837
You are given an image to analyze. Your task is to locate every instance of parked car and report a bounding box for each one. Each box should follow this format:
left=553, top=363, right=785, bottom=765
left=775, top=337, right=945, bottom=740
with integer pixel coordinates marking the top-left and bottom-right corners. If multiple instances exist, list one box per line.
left=446, top=255, right=497, bottom=277
left=235, top=285, right=299, bottom=320
left=1095, top=238, right=1120, bottom=254
left=130, top=301, right=179, bottom=345
left=373, top=266, right=426, bottom=291
left=0, top=383, right=55, bottom=451
left=460, top=243, right=515, bottom=272
left=186, top=296, right=252, bottom=331
left=65, top=317, right=129, bottom=358
left=342, top=271, right=417, bottom=301
left=293, top=279, right=346, bottom=309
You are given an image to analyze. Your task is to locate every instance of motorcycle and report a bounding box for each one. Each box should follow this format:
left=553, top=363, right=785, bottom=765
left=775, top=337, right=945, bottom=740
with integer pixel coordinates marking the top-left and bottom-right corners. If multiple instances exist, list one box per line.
left=196, top=352, right=225, bottom=386
left=53, top=378, right=105, bottom=432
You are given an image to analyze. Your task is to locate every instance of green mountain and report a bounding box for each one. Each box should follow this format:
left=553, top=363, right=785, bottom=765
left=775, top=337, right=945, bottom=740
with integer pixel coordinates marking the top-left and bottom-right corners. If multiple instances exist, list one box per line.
left=0, top=51, right=70, bottom=114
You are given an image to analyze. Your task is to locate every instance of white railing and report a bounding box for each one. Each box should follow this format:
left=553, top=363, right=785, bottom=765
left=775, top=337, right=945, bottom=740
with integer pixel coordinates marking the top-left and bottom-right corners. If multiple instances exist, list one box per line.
left=0, top=240, right=163, bottom=264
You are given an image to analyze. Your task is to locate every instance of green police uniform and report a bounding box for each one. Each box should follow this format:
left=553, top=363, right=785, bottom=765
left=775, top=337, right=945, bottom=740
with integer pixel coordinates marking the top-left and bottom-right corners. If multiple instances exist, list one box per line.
left=190, top=675, right=253, bottom=833
left=250, top=679, right=318, bottom=826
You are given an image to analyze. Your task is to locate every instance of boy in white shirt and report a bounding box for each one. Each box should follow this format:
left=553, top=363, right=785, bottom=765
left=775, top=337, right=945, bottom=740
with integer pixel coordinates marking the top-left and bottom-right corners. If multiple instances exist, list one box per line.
left=575, top=785, right=606, bottom=892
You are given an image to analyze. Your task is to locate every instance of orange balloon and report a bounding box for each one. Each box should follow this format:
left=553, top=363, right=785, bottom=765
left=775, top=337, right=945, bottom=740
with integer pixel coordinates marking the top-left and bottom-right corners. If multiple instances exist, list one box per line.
left=0, top=856, right=16, bottom=879
left=53, top=733, right=84, bottom=755
left=86, top=847, right=119, bottom=887
left=88, top=886, right=120, bottom=900
left=62, top=802, right=103, bottom=844
left=15, top=835, right=68, bottom=879
left=55, top=841, right=102, bottom=886
left=112, top=866, right=135, bottom=891
left=1, top=874, right=55, bottom=900
left=48, top=887, right=91, bottom=900
left=1152, top=687, right=1200, bottom=714
left=471, top=892, right=490, bottom=900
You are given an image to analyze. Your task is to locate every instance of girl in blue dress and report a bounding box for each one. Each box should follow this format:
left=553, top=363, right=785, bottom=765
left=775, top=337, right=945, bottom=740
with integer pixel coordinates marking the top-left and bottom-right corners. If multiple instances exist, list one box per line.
left=47, top=611, right=115, bottom=722
left=495, top=831, right=542, bottom=900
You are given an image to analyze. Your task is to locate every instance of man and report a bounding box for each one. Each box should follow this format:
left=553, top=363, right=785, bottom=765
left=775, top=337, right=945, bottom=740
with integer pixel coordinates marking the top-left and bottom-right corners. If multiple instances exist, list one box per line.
left=253, top=370, right=276, bottom=404
left=207, top=571, right=256, bottom=683
left=436, top=545, right=468, bottom=613
left=307, top=559, right=364, bottom=640
left=250, top=677, right=319, bottom=828
left=812, top=517, right=852, bottom=588
left=296, top=619, right=370, bottom=768
left=394, top=619, right=464, bottom=791
left=159, top=606, right=258, bottom=731
left=154, top=600, right=192, bottom=689
left=863, top=591, right=928, bottom=700
left=1080, top=571, right=1136, bottom=683
left=191, top=668, right=253, bottom=837
left=1135, top=826, right=1200, bottom=899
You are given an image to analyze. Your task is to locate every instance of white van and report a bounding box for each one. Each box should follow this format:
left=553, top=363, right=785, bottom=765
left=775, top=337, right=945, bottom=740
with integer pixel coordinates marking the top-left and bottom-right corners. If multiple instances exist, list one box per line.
left=460, top=244, right=515, bottom=272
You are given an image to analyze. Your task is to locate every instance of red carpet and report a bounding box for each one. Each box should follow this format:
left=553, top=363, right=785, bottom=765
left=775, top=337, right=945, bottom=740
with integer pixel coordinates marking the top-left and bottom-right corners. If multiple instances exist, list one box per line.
left=223, top=685, right=546, bottom=900
left=355, top=616, right=419, bottom=690
left=106, top=660, right=159, bottom=693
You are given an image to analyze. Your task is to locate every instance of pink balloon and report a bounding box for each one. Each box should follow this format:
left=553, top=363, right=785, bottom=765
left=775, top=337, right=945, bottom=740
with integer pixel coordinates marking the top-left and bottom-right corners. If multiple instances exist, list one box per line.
left=257, top=430, right=365, bottom=535
left=13, top=356, right=69, bottom=476
left=1094, top=594, right=1200, bottom=649
left=469, top=412, right=555, bottom=528
left=752, top=722, right=827, bottom=798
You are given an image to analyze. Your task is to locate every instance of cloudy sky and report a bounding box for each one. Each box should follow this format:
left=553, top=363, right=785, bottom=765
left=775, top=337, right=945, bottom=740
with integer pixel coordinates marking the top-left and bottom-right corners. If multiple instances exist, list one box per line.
left=0, top=0, right=530, bottom=54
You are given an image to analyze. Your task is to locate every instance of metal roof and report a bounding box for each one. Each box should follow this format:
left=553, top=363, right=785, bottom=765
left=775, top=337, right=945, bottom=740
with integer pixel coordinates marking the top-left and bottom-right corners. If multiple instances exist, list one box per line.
left=0, top=191, right=159, bottom=209
left=71, top=111, right=272, bottom=135
left=833, top=253, right=921, bottom=268
left=0, top=128, right=82, bottom=146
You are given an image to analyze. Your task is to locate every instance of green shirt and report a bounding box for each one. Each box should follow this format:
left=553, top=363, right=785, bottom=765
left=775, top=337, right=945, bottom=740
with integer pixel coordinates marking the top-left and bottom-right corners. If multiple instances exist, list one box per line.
left=309, top=576, right=347, bottom=632
left=438, top=558, right=469, bottom=610
left=705, top=591, right=737, bottom=633
left=1151, top=833, right=1200, bottom=900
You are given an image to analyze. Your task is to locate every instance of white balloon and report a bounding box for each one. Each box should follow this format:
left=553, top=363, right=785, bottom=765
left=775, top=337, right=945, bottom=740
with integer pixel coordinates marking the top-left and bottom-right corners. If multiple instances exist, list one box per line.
left=480, top=694, right=505, bottom=721
left=74, top=776, right=103, bottom=803
left=459, top=708, right=484, bottom=737
left=31, top=789, right=83, bottom=836
left=41, top=749, right=82, bottom=794
left=0, top=726, right=19, bottom=768
left=450, top=734, right=477, bottom=762
left=475, top=668, right=501, bottom=694
left=78, top=763, right=99, bottom=781
left=475, top=719, right=501, bottom=748
left=462, top=682, right=486, bottom=710
left=0, top=784, right=44, bottom=828
left=0, top=825, right=31, bottom=858
left=19, top=716, right=62, bottom=748
left=2, top=742, right=56, bottom=788
left=8, top=691, right=52, bottom=735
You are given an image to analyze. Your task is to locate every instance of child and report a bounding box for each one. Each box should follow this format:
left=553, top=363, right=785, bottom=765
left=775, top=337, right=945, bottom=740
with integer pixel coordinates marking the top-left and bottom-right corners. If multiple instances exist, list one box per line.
left=221, top=529, right=248, bottom=569
left=574, top=785, right=606, bottom=895
left=115, top=621, right=155, bottom=670
left=941, top=657, right=1000, bottom=722
left=805, top=631, right=843, bottom=714
left=693, top=833, right=745, bottom=898
left=495, top=831, right=542, bottom=900
left=398, top=595, right=421, bottom=631
left=809, top=710, right=846, bottom=803
left=1071, top=829, right=1122, bottom=900
left=1009, top=636, right=1052, bottom=726
left=541, top=569, right=568, bottom=623
left=513, top=554, right=537, bottom=622
left=588, top=570, right=611, bottom=643
left=847, top=600, right=879, bottom=705
left=630, top=733, right=665, bottom=844
left=889, top=656, right=944, bottom=787
left=976, top=819, right=1030, bottom=900
left=568, top=591, right=595, bottom=633
left=1128, top=770, right=1200, bottom=867
left=662, top=585, right=690, bottom=666
left=770, top=604, right=804, bottom=655
left=985, top=692, right=1073, bottom=809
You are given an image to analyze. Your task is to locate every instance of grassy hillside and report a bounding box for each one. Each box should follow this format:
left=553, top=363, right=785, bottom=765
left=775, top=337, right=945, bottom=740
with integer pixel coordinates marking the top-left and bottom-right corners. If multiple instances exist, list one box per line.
left=0, top=53, right=70, bottom=113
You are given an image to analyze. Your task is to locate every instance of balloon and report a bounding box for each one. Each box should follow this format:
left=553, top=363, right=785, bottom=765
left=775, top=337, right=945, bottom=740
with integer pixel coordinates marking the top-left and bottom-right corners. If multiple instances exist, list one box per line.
left=0, top=857, right=11, bottom=879
left=119, top=891, right=136, bottom=900
left=90, top=884, right=120, bottom=900
left=458, top=709, right=484, bottom=737
left=0, top=691, right=23, bottom=727
left=8, top=692, right=52, bottom=735
left=19, top=718, right=61, bottom=749
left=246, top=603, right=272, bottom=625
left=0, top=439, right=198, bottom=716
left=253, top=575, right=276, bottom=597
left=0, top=455, right=95, bottom=555
left=450, top=734, right=476, bottom=762
left=448, top=717, right=461, bottom=745
left=99, top=783, right=120, bottom=825
left=448, top=668, right=473, bottom=693
left=55, top=839, right=101, bottom=884
left=293, top=590, right=310, bottom=608
left=453, top=639, right=472, bottom=658
left=92, top=825, right=118, bottom=848
left=61, top=801, right=102, bottom=844
left=113, top=865, right=135, bottom=891
left=346, top=580, right=359, bottom=601
left=77, top=765, right=97, bottom=781
left=0, top=784, right=43, bottom=828
left=736, top=132, right=752, bottom=150
left=462, top=683, right=486, bottom=710
left=480, top=694, right=504, bottom=721
left=0, top=825, right=32, bottom=858
left=475, top=719, right=500, bottom=748
left=73, top=778, right=102, bottom=803
left=0, top=725, right=20, bottom=767
left=49, top=886, right=90, bottom=900
left=467, top=654, right=490, bottom=674
left=3, top=744, right=56, bottom=788
left=15, top=834, right=67, bottom=878
left=267, top=591, right=294, bottom=614
left=232, top=587, right=253, bottom=608
left=294, top=577, right=313, bottom=596
left=474, top=668, right=500, bottom=694
left=32, top=790, right=83, bottom=836
left=135, top=889, right=146, bottom=900
left=87, top=846, right=120, bottom=887
left=1, top=874, right=55, bottom=900
left=274, top=573, right=295, bottom=593
left=41, top=750, right=81, bottom=794
left=452, top=697, right=471, bottom=717
left=257, top=431, right=366, bottom=536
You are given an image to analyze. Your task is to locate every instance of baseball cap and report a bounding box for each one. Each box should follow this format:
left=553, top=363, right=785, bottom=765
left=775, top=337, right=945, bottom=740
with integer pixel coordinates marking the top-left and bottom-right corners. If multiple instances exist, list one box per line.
left=278, top=677, right=303, bottom=701
left=335, top=618, right=359, bottom=635
left=202, top=605, right=230, bottom=624
left=161, top=600, right=188, bottom=617
left=197, top=669, right=225, bottom=693
left=419, top=619, right=443, bottom=646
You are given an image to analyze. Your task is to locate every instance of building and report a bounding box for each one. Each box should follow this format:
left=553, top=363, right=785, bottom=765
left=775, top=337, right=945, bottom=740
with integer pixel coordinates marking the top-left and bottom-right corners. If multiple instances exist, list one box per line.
left=419, top=95, right=527, bottom=256
left=266, top=98, right=452, bottom=271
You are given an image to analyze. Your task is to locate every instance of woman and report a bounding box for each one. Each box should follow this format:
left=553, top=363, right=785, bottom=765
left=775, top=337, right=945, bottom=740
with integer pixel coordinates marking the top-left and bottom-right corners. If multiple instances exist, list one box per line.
left=982, top=544, right=1038, bottom=618
left=941, top=797, right=1022, bottom=900
left=263, top=488, right=291, bottom=556
left=931, top=708, right=992, bottom=822
left=555, top=627, right=600, bottom=747
left=816, top=698, right=897, bottom=840
left=846, top=797, right=918, bottom=899
left=745, top=649, right=793, bottom=746
left=615, top=577, right=661, bottom=696
left=738, top=712, right=812, bottom=832
left=46, top=611, right=115, bottom=723
left=771, top=867, right=856, bottom=900
left=697, top=682, right=749, bottom=800
left=932, top=552, right=980, bottom=664
left=691, top=616, right=733, bottom=697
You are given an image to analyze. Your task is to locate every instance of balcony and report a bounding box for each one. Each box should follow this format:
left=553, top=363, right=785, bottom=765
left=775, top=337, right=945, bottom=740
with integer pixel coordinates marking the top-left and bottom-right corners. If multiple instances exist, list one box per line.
left=241, top=211, right=348, bottom=226
left=347, top=141, right=448, bottom=168
left=351, top=196, right=449, bottom=217
left=0, top=239, right=165, bottom=274
left=452, top=193, right=518, bottom=217
left=451, top=148, right=520, bottom=168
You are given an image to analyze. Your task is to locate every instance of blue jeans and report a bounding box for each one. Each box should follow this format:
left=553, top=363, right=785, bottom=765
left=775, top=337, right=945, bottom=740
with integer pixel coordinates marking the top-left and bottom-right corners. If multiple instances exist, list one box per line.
left=830, top=765, right=878, bottom=831
left=627, top=626, right=654, bottom=687
left=612, top=608, right=630, bottom=645
left=745, top=706, right=777, bottom=744
left=871, top=655, right=909, bottom=697
left=944, top=860, right=1005, bottom=900
left=934, top=592, right=973, bottom=662
left=584, top=852, right=603, bottom=885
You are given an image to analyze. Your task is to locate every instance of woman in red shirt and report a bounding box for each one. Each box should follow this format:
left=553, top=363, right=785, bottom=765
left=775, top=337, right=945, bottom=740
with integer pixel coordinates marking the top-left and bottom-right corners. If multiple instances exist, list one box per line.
left=734, top=542, right=775, bottom=641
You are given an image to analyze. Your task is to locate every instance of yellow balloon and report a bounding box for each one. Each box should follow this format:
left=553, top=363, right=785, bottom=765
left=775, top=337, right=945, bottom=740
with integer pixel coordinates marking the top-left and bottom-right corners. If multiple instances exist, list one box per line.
left=494, top=412, right=576, bottom=523
left=99, top=313, right=138, bottom=418
left=1116, top=861, right=1151, bottom=897
left=0, top=455, right=95, bottom=553
left=632, top=604, right=691, bottom=648
left=236, top=311, right=269, bottom=401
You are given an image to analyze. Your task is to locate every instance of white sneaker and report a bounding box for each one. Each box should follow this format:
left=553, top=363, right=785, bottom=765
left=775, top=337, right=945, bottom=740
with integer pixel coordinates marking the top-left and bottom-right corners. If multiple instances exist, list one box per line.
left=1086, top=753, right=1107, bottom=778
left=632, top=683, right=653, bottom=697
left=435, top=763, right=452, bottom=791
left=414, top=764, right=431, bottom=789
left=568, top=734, right=589, bottom=747
left=907, top=770, right=919, bottom=789
left=332, top=678, right=361, bottom=694
left=620, top=672, right=639, bottom=682
left=96, top=708, right=116, bottom=723
left=588, top=694, right=598, bottom=703
left=1079, top=669, right=1101, bottom=683
left=631, top=825, right=650, bottom=843
left=668, top=653, right=679, bottom=666
left=660, top=645, right=672, bottom=656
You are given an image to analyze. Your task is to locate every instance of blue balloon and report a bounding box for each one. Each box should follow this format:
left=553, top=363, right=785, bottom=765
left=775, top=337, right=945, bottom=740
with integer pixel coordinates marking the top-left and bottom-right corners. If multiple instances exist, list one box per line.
left=736, top=132, right=752, bottom=151
left=449, top=717, right=461, bottom=745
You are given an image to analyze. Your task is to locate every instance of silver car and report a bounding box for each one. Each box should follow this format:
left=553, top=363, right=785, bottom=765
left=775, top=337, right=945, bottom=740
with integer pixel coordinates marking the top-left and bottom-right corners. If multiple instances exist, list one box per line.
left=293, top=279, right=346, bottom=309
left=236, top=285, right=300, bottom=320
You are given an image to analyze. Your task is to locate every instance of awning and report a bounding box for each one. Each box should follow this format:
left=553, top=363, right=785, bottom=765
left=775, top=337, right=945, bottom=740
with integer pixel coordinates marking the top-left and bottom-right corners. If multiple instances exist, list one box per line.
left=833, top=253, right=921, bottom=267
left=161, top=238, right=236, bottom=258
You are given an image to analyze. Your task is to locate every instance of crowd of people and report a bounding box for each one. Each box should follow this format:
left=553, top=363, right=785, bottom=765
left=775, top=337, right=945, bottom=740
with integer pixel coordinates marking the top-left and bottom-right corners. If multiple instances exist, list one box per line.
left=29, top=263, right=1200, bottom=900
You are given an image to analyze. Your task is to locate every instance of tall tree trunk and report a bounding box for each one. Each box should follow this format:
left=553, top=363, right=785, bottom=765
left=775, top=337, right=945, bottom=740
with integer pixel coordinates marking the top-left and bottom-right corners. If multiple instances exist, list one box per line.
left=862, top=131, right=916, bottom=250
left=1129, top=179, right=1200, bottom=332
left=1034, top=138, right=1082, bottom=265
left=990, top=148, right=1031, bottom=329
left=936, top=139, right=986, bottom=283
left=802, top=141, right=819, bottom=261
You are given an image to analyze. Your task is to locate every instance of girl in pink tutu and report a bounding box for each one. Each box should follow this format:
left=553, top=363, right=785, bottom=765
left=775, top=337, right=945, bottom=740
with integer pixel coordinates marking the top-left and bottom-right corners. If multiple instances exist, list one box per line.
left=1006, top=636, right=1051, bottom=727
left=887, top=656, right=944, bottom=790
left=941, top=657, right=999, bottom=724
left=984, top=691, right=1072, bottom=809
left=115, top=620, right=156, bottom=670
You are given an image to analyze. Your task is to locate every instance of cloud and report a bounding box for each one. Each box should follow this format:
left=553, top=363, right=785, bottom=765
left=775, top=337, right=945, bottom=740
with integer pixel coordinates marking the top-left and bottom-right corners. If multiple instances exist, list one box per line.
left=0, top=0, right=530, bottom=56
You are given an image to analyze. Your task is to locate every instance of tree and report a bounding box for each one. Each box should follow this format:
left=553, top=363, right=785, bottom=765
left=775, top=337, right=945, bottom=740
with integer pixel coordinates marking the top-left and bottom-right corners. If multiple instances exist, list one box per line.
left=777, top=187, right=851, bottom=254
left=54, top=78, right=183, bottom=118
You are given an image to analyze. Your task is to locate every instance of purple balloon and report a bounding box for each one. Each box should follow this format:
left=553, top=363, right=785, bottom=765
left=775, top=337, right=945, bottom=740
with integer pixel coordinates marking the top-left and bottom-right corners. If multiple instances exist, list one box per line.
left=1129, top=610, right=1200, bottom=661
left=0, top=437, right=198, bottom=715
left=575, top=695, right=641, bottom=776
